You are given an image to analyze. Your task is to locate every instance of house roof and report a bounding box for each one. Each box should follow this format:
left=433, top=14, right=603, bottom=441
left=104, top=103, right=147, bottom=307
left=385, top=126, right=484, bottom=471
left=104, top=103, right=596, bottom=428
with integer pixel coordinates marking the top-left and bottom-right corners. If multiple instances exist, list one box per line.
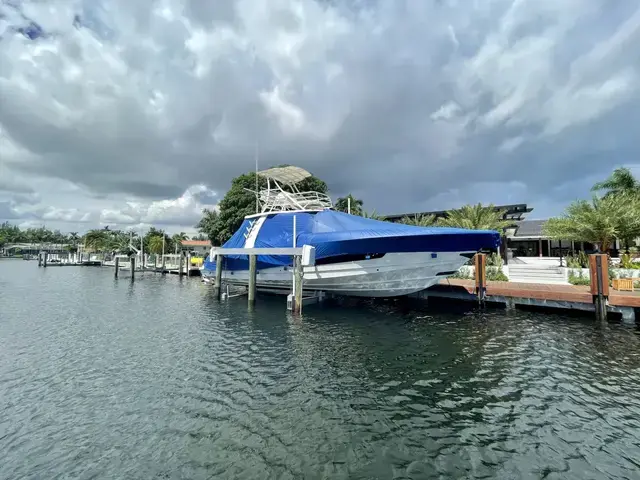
left=510, top=219, right=547, bottom=238
left=383, top=203, right=533, bottom=222
left=181, top=240, right=211, bottom=247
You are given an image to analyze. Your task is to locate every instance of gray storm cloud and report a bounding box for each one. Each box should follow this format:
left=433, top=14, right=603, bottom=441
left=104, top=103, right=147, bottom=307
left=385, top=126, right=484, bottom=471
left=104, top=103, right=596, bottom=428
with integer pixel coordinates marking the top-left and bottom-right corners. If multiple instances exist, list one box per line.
left=1, top=0, right=639, bottom=232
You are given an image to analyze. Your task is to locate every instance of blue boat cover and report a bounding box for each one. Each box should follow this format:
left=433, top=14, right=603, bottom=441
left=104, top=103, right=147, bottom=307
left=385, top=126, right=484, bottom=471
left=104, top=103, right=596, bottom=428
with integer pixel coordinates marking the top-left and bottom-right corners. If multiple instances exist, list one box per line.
left=204, top=210, right=501, bottom=271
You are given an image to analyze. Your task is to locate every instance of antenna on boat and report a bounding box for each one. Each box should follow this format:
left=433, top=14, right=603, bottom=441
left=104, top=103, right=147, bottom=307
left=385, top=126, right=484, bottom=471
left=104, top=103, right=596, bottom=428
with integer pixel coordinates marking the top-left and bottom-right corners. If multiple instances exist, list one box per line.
left=254, top=142, right=259, bottom=214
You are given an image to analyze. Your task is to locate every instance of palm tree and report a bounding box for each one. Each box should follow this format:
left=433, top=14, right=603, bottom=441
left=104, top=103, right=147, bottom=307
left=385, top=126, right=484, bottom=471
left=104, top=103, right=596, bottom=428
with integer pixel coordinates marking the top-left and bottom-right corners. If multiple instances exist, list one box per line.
left=106, top=231, right=132, bottom=254
left=543, top=194, right=640, bottom=252
left=171, top=232, right=189, bottom=254
left=148, top=235, right=165, bottom=255
left=436, top=203, right=512, bottom=231
left=361, top=210, right=384, bottom=221
left=66, top=232, right=79, bottom=253
left=400, top=213, right=436, bottom=227
left=83, top=229, right=109, bottom=251
left=591, top=167, right=640, bottom=198
left=335, top=194, right=364, bottom=216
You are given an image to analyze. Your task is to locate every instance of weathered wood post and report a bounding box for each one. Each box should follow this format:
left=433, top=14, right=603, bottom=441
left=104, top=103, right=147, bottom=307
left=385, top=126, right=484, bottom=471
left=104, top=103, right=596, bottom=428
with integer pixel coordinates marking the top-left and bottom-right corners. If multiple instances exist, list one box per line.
left=589, top=254, right=609, bottom=322
left=38, top=253, right=42, bottom=267
left=293, top=255, right=304, bottom=314
left=215, top=254, right=224, bottom=300
left=114, top=256, right=119, bottom=278
left=179, top=254, right=184, bottom=278
left=43, top=253, right=47, bottom=268
left=153, top=255, right=158, bottom=272
left=186, top=253, right=192, bottom=277
left=130, top=257, right=135, bottom=282
left=248, top=254, right=257, bottom=304
left=161, top=254, right=166, bottom=275
left=475, top=253, right=487, bottom=304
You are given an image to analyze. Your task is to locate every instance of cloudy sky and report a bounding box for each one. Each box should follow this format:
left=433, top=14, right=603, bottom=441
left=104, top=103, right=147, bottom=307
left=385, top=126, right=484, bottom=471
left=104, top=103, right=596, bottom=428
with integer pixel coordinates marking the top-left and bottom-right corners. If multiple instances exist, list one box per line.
left=1, top=0, right=639, bottom=234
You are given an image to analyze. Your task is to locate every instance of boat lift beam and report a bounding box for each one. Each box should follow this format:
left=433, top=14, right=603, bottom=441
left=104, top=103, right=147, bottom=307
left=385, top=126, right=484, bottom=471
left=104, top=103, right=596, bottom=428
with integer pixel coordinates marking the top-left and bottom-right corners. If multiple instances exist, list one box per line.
left=210, top=245, right=317, bottom=314
left=210, top=247, right=303, bottom=256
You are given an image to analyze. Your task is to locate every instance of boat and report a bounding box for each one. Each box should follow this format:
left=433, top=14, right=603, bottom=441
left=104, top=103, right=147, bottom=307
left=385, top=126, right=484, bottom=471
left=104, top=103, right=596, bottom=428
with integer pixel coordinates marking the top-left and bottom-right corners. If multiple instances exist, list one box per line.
left=201, top=166, right=501, bottom=297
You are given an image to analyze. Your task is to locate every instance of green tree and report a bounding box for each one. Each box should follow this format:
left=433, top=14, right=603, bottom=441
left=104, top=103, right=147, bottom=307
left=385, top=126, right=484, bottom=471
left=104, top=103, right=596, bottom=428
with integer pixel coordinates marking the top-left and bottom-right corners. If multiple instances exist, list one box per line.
left=171, top=232, right=189, bottom=253
left=106, top=231, right=133, bottom=254
left=202, top=167, right=328, bottom=245
left=196, top=208, right=220, bottom=244
left=361, top=210, right=384, bottom=220
left=543, top=194, right=640, bottom=252
left=142, top=228, right=172, bottom=254
left=436, top=203, right=512, bottom=231
left=591, top=167, right=640, bottom=198
left=335, top=194, right=363, bottom=216
left=171, top=232, right=188, bottom=251
left=400, top=213, right=436, bottom=227
left=83, top=229, right=109, bottom=251
left=148, top=235, right=165, bottom=254
left=67, top=232, right=79, bottom=252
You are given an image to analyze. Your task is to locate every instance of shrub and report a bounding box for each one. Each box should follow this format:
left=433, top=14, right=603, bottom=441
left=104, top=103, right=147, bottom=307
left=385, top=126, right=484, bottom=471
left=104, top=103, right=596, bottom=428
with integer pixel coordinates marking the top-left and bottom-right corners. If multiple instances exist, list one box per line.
left=487, top=267, right=508, bottom=282
left=566, top=251, right=589, bottom=268
left=618, top=253, right=640, bottom=269
left=450, top=269, right=473, bottom=280
left=487, top=252, right=503, bottom=267
left=569, top=270, right=591, bottom=285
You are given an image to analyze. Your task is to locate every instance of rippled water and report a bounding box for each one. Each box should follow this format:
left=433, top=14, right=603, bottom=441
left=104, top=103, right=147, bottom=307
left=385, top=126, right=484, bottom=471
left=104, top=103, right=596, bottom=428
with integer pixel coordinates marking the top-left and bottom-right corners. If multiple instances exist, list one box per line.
left=2, top=260, right=640, bottom=479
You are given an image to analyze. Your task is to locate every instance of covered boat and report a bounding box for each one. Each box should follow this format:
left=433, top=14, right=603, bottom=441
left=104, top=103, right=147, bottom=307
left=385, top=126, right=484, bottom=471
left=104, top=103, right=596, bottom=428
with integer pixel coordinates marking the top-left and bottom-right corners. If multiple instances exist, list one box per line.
left=202, top=166, right=500, bottom=297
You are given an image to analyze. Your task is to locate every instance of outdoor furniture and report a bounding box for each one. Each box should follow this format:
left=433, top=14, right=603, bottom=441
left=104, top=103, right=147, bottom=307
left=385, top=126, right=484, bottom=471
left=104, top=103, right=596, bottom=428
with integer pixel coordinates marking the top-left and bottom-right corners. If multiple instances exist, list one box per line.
left=612, top=278, right=634, bottom=292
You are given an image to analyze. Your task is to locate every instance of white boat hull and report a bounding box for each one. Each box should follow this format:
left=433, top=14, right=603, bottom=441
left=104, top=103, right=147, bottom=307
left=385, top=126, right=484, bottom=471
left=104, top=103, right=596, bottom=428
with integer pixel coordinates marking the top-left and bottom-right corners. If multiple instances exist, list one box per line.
left=202, top=252, right=472, bottom=297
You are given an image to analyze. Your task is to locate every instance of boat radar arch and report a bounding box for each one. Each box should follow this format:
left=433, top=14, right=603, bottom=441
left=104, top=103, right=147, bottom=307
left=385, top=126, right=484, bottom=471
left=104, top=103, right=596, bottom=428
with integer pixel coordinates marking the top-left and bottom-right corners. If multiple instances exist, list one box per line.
left=245, top=166, right=333, bottom=216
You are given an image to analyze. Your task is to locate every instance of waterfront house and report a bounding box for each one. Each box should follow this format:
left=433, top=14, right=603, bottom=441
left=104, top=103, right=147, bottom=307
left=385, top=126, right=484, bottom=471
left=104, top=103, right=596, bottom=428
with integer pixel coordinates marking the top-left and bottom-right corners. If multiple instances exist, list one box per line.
left=180, top=240, right=212, bottom=257
left=383, top=204, right=624, bottom=261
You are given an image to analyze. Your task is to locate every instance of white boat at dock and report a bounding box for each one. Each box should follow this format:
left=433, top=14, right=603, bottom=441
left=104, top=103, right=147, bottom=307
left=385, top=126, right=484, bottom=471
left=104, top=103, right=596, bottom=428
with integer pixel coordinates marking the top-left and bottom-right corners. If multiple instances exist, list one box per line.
left=202, top=167, right=501, bottom=298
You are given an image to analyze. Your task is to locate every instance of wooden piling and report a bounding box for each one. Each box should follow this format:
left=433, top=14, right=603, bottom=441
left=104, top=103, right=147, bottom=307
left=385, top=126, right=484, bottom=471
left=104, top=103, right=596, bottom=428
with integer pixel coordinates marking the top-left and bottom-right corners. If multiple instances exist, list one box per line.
left=38, top=253, right=42, bottom=267
left=179, top=254, right=184, bottom=278
left=293, top=255, right=304, bottom=314
left=114, top=257, right=119, bottom=278
left=161, top=255, right=166, bottom=275
left=215, top=254, right=224, bottom=299
left=43, top=253, right=47, bottom=268
left=589, top=254, right=609, bottom=322
left=248, top=254, right=257, bottom=304
left=130, top=257, right=135, bottom=281
left=474, top=253, right=487, bottom=304
left=186, top=253, right=191, bottom=277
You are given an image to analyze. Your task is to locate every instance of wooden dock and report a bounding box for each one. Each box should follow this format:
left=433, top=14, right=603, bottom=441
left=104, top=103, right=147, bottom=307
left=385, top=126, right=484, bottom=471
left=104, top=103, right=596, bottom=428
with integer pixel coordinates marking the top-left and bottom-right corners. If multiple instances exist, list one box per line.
left=37, top=252, right=102, bottom=267
left=412, top=278, right=639, bottom=323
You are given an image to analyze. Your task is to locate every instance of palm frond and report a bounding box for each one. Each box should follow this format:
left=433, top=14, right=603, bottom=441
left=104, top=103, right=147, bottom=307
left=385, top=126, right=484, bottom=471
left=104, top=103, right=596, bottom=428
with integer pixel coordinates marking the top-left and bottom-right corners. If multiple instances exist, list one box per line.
left=400, top=213, right=436, bottom=226
left=542, top=194, right=640, bottom=251
left=436, top=203, right=511, bottom=231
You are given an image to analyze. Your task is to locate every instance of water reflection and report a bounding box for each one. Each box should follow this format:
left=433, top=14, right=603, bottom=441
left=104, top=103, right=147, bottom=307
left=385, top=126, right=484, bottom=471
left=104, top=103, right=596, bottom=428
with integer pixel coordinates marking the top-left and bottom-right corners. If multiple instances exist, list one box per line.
left=1, top=261, right=640, bottom=479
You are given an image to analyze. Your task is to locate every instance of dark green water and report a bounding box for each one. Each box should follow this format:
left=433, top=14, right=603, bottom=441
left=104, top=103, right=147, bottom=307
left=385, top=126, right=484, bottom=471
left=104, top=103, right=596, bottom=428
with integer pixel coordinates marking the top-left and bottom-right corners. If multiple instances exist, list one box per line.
left=2, top=260, right=640, bottom=479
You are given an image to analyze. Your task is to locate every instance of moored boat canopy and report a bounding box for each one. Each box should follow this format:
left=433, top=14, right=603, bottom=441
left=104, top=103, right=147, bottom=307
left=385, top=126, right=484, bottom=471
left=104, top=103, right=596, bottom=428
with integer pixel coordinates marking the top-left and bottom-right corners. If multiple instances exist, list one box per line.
left=205, top=209, right=501, bottom=271
left=257, top=166, right=312, bottom=186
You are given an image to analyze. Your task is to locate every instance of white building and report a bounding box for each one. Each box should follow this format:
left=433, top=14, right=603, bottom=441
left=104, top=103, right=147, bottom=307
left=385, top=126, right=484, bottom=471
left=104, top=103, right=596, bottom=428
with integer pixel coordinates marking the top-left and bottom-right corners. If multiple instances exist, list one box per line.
left=180, top=240, right=212, bottom=256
